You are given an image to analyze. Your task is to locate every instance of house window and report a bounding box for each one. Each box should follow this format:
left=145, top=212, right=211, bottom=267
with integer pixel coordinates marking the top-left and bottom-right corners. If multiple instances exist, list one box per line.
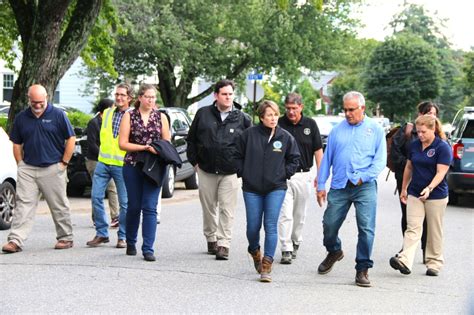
left=3, top=74, right=14, bottom=88
left=3, top=74, right=14, bottom=102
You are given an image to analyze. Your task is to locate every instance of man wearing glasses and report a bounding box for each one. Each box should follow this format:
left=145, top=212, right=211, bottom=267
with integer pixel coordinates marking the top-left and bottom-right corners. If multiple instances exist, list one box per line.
left=86, top=83, right=132, bottom=249
left=2, top=84, right=75, bottom=253
left=277, top=93, right=323, bottom=264
left=316, top=91, right=386, bottom=287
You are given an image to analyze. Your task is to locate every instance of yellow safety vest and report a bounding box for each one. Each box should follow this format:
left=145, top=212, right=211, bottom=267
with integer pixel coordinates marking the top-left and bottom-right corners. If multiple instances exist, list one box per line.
left=98, top=107, right=127, bottom=166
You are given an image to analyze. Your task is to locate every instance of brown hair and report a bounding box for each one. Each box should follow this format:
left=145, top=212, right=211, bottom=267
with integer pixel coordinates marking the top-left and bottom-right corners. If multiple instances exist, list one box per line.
left=417, top=101, right=439, bottom=116
left=257, top=100, right=280, bottom=121
left=285, top=93, right=302, bottom=105
left=415, top=114, right=446, bottom=139
left=116, top=83, right=134, bottom=99
left=134, top=83, right=157, bottom=109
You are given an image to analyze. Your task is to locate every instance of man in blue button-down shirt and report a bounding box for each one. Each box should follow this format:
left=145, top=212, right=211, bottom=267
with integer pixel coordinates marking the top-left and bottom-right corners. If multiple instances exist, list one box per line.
left=316, top=91, right=386, bottom=287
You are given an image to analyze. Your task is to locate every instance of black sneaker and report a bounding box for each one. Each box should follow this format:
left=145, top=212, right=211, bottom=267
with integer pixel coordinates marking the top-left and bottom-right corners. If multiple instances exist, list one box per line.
left=426, top=268, right=439, bottom=276
left=216, top=246, right=229, bottom=260
left=281, top=251, right=292, bottom=264
left=389, top=256, right=411, bottom=275
left=126, top=244, right=137, bottom=256
left=144, top=253, right=156, bottom=261
left=292, top=243, right=299, bottom=259
left=318, top=250, right=344, bottom=274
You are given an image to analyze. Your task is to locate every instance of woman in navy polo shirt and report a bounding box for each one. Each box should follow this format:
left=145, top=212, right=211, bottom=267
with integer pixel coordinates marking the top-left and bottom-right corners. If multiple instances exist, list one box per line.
left=390, top=115, right=452, bottom=277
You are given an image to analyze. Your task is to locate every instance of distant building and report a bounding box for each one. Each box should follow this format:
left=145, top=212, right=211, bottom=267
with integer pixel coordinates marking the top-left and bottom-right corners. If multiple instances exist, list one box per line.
left=0, top=58, right=95, bottom=113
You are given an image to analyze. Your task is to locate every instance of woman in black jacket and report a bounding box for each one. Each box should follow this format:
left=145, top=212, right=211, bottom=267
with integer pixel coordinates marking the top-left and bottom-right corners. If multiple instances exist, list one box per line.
left=234, top=100, right=300, bottom=282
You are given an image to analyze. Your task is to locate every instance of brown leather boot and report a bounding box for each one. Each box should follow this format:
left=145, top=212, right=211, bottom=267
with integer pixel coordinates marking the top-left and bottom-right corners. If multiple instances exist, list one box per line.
left=248, top=247, right=262, bottom=274
left=260, top=256, right=273, bottom=282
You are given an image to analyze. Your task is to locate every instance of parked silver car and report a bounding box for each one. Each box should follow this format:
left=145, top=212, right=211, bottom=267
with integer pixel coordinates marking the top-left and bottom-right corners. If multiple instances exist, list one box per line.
left=0, top=127, right=16, bottom=230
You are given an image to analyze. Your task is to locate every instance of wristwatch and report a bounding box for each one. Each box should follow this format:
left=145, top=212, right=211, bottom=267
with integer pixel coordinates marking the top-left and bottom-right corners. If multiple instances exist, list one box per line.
left=60, top=160, right=69, bottom=166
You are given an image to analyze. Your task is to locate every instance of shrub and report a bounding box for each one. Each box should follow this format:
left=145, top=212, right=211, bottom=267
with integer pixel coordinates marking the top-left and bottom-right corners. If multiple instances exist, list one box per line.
left=67, top=111, right=92, bottom=128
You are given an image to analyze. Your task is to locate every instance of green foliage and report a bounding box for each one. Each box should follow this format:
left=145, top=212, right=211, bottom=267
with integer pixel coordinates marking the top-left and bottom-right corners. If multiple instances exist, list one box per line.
left=462, top=51, right=474, bottom=107
left=0, top=1, right=19, bottom=70
left=365, top=33, right=442, bottom=121
left=102, top=0, right=360, bottom=108
left=67, top=111, right=93, bottom=128
left=0, top=117, right=7, bottom=130
left=294, top=79, right=320, bottom=117
left=389, top=3, right=450, bottom=49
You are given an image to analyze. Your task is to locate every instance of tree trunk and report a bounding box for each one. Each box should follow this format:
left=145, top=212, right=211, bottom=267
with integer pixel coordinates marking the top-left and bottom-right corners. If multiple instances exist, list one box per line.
left=7, top=0, right=103, bottom=132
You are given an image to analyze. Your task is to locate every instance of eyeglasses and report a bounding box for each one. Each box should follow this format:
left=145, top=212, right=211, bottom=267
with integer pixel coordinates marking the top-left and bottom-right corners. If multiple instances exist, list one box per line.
left=343, top=107, right=360, bottom=113
left=141, top=95, right=156, bottom=100
left=115, top=93, right=128, bottom=98
left=285, top=107, right=300, bottom=113
left=29, top=99, right=45, bottom=105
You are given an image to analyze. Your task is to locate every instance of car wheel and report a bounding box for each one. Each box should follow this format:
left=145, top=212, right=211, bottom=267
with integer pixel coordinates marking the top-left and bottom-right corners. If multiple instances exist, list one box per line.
left=448, top=190, right=459, bottom=205
left=67, top=185, right=85, bottom=197
left=161, top=165, right=175, bottom=198
left=0, top=182, right=16, bottom=230
left=184, top=172, right=199, bottom=190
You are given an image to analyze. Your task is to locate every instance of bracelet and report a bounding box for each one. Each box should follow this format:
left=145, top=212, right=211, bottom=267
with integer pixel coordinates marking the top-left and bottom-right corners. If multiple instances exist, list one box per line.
left=61, top=160, right=69, bottom=166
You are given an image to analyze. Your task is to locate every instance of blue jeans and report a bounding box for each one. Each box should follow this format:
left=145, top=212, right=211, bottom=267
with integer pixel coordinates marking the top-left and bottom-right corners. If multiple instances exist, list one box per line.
left=243, top=190, right=286, bottom=258
left=322, top=181, right=377, bottom=271
left=91, top=162, right=128, bottom=240
left=123, top=164, right=161, bottom=255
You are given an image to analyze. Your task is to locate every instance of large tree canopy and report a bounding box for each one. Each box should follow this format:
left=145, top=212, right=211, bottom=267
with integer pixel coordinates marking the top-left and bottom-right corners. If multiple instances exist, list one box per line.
left=0, top=0, right=117, bottom=130
left=109, top=0, right=359, bottom=108
left=365, top=33, right=442, bottom=121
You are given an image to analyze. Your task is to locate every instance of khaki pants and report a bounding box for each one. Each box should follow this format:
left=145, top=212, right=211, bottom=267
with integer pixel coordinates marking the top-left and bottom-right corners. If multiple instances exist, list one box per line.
left=197, top=168, right=238, bottom=248
left=398, top=195, right=448, bottom=271
left=8, top=161, right=73, bottom=247
left=86, top=159, right=119, bottom=219
left=278, top=171, right=312, bottom=252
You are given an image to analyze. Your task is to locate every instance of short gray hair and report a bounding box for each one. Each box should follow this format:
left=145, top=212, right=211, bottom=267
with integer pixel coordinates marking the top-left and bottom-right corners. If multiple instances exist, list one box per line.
left=343, top=91, right=365, bottom=107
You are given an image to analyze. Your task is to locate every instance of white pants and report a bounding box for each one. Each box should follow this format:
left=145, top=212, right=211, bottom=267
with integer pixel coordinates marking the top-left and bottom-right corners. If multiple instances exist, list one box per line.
left=278, top=171, right=312, bottom=252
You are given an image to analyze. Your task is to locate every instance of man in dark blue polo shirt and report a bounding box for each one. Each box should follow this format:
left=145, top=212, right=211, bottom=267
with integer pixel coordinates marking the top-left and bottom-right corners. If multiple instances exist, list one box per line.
left=2, top=84, right=76, bottom=253
left=278, top=93, right=323, bottom=264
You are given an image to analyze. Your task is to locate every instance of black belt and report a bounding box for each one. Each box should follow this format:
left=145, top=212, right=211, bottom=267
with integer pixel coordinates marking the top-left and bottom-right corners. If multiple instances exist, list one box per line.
left=346, top=180, right=362, bottom=188
left=296, top=167, right=310, bottom=173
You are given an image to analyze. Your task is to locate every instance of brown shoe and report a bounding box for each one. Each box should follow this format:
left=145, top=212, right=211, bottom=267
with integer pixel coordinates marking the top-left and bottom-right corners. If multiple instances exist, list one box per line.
left=318, top=250, right=344, bottom=274
left=86, top=236, right=110, bottom=247
left=207, top=241, right=217, bottom=255
left=110, top=217, right=119, bottom=228
left=2, top=241, right=22, bottom=253
left=260, top=256, right=273, bottom=282
left=216, top=246, right=229, bottom=260
left=355, top=269, right=371, bottom=287
left=116, top=239, right=126, bottom=248
left=55, top=240, right=73, bottom=250
left=248, top=247, right=262, bottom=273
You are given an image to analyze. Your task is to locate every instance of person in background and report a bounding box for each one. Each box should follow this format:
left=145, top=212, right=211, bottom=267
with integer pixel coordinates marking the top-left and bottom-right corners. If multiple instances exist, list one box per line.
left=85, top=98, right=119, bottom=228
left=119, top=84, right=171, bottom=262
left=316, top=91, right=386, bottom=287
left=234, top=100, right=300, bottom=282
left=187, top=79, right=252, bottom=260
left=390, top=101, right=439, bottom=262
left=390, top=115, right=451, bottom=277
left=86, top=83, right=132, bottom=249
left=277, top=93, right=323, bottom=264
left=2, top=84, right=75, bottom=253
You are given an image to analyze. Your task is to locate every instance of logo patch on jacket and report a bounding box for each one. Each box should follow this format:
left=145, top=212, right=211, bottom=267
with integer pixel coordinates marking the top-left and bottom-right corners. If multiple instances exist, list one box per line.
left=273, top=141, right=283, bottom=152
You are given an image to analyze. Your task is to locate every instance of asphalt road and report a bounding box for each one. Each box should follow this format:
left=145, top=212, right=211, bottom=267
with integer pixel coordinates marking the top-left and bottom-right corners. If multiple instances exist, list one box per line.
left=1, top=172, right=473, bottom=313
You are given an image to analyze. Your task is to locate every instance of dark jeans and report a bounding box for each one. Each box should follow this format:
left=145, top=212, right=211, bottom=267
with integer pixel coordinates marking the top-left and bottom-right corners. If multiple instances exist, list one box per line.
left=123, top=164, right=161, bottom=255
left=395, top=171, right=427, bottom=252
